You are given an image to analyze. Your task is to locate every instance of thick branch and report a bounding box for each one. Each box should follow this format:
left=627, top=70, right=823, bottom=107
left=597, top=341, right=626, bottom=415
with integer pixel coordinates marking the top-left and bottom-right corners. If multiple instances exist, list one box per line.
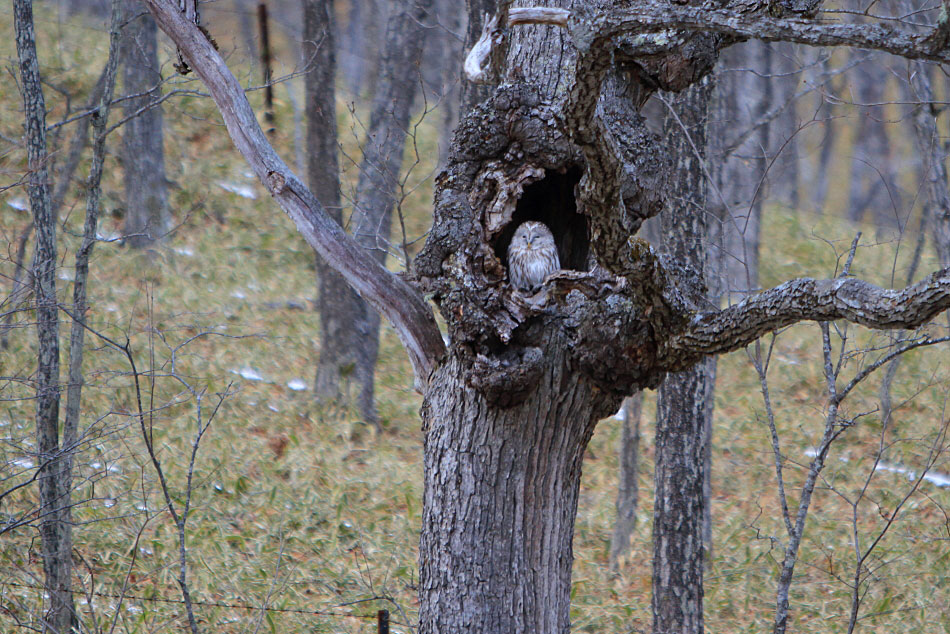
left=666, top=268, right=950, bottom=363
left=469, top=4, right=950, bottom=76
left=143, top=0, right=445, bottom=384
left=589, top=4, right=950, bottom=64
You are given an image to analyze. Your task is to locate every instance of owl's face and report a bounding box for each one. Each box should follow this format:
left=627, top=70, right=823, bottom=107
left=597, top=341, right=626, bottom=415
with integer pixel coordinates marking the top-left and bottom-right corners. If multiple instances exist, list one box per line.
left=512, top=221, right=554, bottom=251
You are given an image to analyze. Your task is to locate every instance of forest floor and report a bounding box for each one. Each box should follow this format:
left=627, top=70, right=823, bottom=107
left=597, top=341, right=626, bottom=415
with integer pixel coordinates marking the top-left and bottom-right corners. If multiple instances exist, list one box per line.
left=1, top=4, right=949, bottom=633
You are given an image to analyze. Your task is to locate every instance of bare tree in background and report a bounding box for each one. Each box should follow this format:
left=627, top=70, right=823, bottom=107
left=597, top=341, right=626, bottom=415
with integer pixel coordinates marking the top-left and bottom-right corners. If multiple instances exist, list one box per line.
left=709, top=42, right=769, bottom=300
left=12, top=2, right=121, bottom=632
left=304, top=0, right=362, bottom=414
left=13, top=3, right=71, bottom=629
left=121, top=0, right=170, bottom=248
left=146, top=0, right=950, bottom=631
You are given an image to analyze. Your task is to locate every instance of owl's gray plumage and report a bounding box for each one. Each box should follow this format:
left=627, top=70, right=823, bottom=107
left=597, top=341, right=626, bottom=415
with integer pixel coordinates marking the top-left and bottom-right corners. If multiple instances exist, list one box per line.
left=507, top=221, right=560, bottom=291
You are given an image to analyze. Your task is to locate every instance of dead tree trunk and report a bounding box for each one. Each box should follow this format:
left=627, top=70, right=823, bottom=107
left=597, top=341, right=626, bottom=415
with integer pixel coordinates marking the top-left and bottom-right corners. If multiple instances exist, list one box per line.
left=121, top=0, right=170, bottom=247
left=14, top=2, right=73, bottom=631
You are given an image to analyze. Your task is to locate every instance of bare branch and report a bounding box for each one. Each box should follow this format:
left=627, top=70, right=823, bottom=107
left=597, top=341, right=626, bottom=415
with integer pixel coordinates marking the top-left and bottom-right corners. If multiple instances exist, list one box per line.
left=578, top=4, right=950, bottom=64
left=667, top=267, right=950, bottom=360
left=142, top=0, right=445, bottom=385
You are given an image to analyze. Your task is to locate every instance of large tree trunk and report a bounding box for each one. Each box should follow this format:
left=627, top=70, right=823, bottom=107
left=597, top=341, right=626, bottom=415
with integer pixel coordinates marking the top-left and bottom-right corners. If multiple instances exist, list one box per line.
left=121, top=0, right=170, bottom=248
left=419, top=343, right=616, bottom=633
left=14, top=2, right=74, bottom=631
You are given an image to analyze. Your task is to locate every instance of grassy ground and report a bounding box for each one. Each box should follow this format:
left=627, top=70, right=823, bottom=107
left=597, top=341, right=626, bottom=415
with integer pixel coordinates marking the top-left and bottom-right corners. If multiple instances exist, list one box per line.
left=1, top=4, right=949, bottom=633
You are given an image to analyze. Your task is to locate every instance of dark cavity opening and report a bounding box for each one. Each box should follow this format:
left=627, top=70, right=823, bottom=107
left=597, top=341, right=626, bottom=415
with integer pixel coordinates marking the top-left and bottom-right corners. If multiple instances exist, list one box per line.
left=495, top=166, right=589, bottom=272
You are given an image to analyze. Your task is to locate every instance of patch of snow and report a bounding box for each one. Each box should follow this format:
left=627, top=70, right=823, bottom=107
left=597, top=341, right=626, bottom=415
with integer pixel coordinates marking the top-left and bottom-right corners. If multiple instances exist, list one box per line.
left=287, top=379, right=307, bottom=391
left=613, top=408, right=624, bottom=421
left=218, top=181, right=257, bottom=199
left=875, top=461, right=915, bottom=481
left=173, top=246, right=194, bottom=257
left=13, top=458, right=34, bottom=469
left=232, top=366, right=264, bottom=381
left=103, top=498, right=116, bottom=508
left=924, top=471, right=950, bottom=488
left=230, top=289, right=247, bottom=299
left=776, top=353, right=801, bottom=366
left=8, top=197, right=28, bottom=211
left=58, top=270, right=74, bottom=281
left=96, top=230, right=122, bottom=242
left=268, top=403, right=279, bottom=413
left=873, top=461, right=950, bottom=487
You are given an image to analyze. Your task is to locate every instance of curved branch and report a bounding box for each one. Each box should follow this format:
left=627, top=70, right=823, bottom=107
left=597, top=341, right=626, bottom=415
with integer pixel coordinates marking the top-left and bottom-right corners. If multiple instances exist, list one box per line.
left=590, top=5, right=950, bottom=63
left=142, top=0, right=445, bottom=385
left=473, top=4, right=950, bottom=68
left=665, top=268, right=950, bottom=363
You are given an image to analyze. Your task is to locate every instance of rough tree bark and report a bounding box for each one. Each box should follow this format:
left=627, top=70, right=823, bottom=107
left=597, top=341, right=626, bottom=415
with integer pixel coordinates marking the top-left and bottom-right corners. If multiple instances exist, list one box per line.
left=653, top=75, right=714, bottom=633
left=145, top=1, right=950, bottom=632
left=14, top=2, right=72, bottom=631
left=121, top=0, right=170, bottom=248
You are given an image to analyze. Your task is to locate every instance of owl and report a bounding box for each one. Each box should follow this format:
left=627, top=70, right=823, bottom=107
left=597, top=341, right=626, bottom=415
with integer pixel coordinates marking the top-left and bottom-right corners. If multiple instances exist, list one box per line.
left=507, top=221, right=560, bottom=291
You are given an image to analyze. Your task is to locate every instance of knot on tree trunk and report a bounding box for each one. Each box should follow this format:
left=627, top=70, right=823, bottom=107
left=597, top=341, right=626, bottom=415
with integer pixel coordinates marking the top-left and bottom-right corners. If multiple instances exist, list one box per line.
left=414, top=84, right=671, bottom=405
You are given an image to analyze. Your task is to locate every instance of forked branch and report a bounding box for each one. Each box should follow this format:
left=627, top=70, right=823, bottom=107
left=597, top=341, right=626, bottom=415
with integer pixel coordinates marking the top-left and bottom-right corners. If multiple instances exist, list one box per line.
left=143, top=0, right=445, bottom=385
